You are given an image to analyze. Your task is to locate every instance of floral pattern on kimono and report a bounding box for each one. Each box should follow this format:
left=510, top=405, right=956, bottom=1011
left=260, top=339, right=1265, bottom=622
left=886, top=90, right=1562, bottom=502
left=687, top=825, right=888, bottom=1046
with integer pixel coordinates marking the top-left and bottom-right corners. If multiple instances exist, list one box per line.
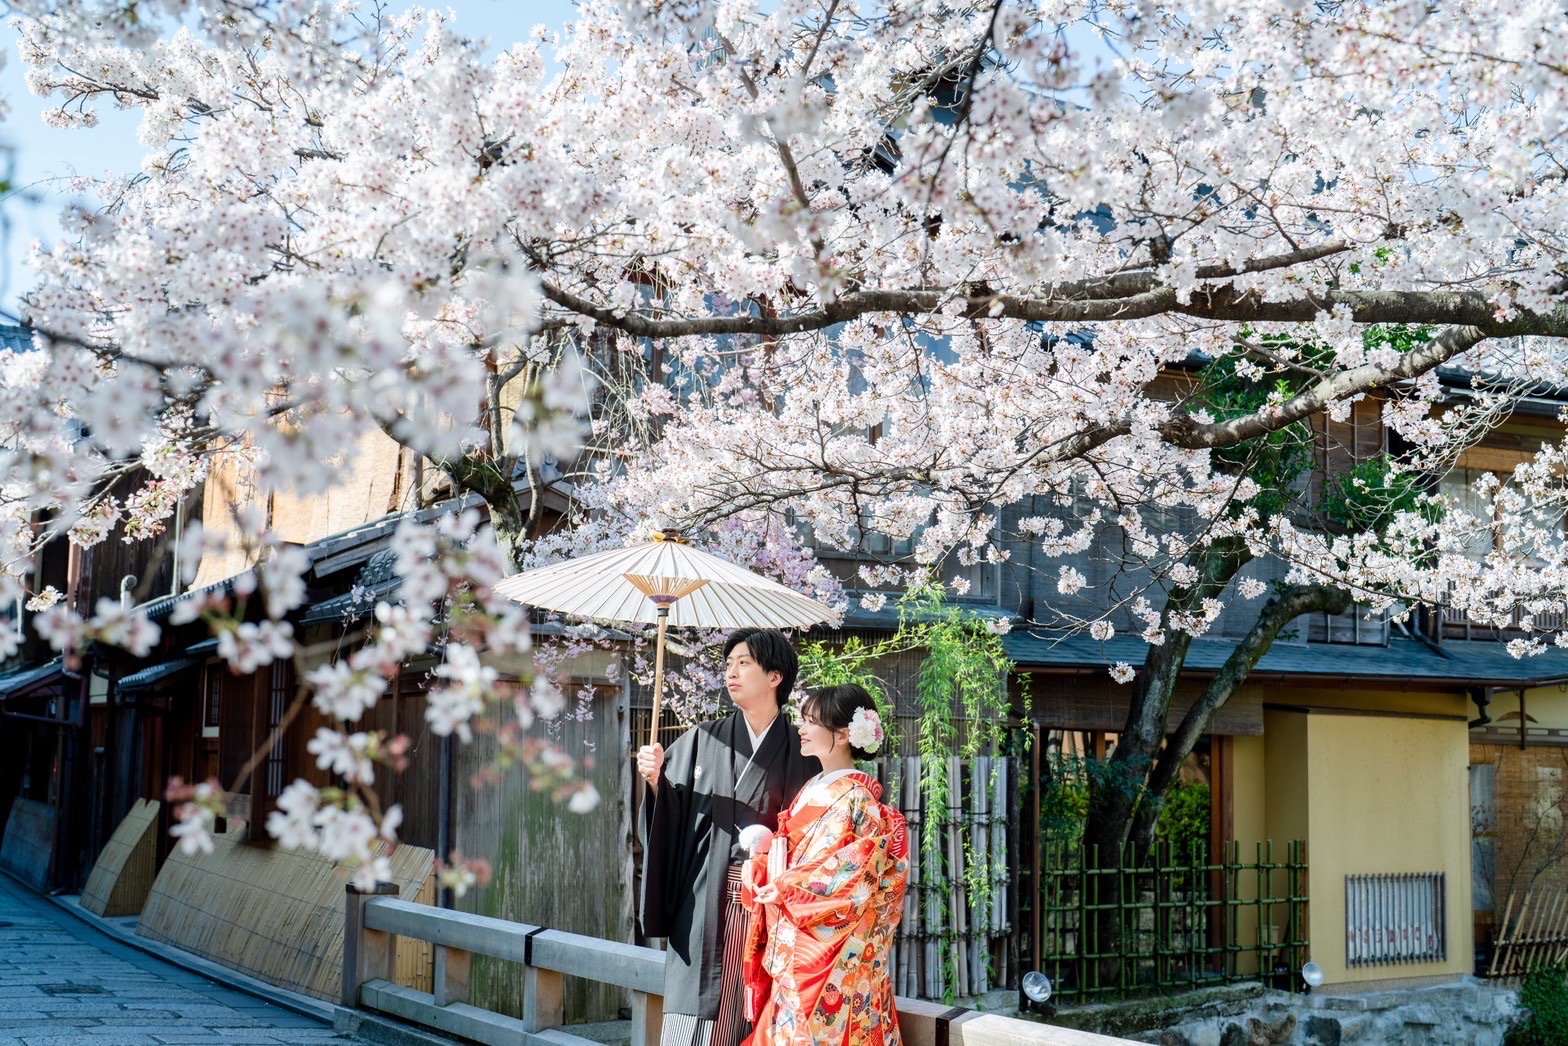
left=740, top=770, right=909, bottom=1046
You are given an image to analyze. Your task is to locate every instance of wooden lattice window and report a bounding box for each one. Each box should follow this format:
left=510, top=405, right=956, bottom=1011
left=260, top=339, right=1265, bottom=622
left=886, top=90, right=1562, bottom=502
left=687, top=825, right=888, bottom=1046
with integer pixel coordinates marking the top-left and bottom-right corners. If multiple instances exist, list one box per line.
left=263, top=658, right=291, bottom=801
left=203, top=666, right=222, bottom=732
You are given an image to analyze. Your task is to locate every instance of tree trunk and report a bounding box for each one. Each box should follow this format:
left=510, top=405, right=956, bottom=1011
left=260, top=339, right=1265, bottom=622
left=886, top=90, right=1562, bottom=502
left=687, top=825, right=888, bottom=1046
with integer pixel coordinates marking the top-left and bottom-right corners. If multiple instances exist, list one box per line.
left=433, top=454, right=529, bottom=573
left=1083, top=537, right=1252, bottom=854
left=1078, top=537, right=1250, bottom=987
left=375, top=407, right=533, bottom=573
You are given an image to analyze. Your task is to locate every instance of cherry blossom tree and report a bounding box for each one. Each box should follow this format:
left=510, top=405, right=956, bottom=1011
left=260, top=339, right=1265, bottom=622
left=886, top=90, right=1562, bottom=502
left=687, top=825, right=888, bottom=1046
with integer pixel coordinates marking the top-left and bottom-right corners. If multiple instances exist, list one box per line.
left=8, top=0, right=1568, bottom=875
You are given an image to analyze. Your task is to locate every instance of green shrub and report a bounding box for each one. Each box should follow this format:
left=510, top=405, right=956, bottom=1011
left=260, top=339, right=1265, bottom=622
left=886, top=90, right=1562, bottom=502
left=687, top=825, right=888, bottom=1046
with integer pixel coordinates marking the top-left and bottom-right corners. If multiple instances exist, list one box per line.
left=1155, top=781, right=1211, bottom=864
left=1510, top=964, right=1568, bottom=1046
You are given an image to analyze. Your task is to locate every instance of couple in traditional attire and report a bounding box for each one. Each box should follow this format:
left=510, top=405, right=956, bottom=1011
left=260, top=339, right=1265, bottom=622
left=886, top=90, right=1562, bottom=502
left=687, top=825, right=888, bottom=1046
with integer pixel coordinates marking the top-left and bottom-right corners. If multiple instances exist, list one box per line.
left=637, top=627, right=909, bottom=1045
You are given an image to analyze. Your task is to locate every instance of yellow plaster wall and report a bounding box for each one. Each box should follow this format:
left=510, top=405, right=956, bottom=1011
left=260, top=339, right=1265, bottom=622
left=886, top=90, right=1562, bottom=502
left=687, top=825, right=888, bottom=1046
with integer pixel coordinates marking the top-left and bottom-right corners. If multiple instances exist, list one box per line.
left=1251, top=684, right=1467, bottom=719
left=271, top=430, right=406, bottom=546
left=192, top=451, right=265, bottom=588
left=1232, top=734, right=1267, bottom=852
left=1301, top=712, right=1471, bottom=986
left=1230, top=734, right=1269, bottom=973
left=1263, top=710, right=1309, bottom=851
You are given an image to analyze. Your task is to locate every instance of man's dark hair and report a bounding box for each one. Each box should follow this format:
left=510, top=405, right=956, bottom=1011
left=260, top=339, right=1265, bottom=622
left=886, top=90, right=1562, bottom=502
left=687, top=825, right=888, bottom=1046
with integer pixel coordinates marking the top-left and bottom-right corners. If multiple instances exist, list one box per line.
left=722, top=627, right=798, bottom=709
left=801, top=683, right=880, bottom=760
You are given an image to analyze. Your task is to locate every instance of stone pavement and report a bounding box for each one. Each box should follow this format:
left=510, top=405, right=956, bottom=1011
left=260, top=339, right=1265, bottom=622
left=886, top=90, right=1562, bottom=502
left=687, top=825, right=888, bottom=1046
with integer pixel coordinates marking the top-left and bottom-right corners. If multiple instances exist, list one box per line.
left=0, top=870, right=367, bottom=1045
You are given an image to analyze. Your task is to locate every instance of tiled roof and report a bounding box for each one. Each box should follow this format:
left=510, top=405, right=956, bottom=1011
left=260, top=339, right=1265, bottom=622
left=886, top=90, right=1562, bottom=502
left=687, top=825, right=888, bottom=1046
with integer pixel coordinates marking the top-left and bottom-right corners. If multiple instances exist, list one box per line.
left=837, top=590, right=1016, bottom=630
left=0, top=325, right=33, bottom=354
left=298, top=550, right=400, bottom=625
left=117, top=657, right=200, bottom=692
left=1002, top=630, right=1568, bottom=687
left=0, top=659, right=63, bottom=698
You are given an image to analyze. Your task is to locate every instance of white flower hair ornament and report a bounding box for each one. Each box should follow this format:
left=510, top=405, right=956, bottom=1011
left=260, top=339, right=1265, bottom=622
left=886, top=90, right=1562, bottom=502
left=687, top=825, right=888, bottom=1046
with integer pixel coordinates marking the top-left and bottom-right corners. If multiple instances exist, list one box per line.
left=847, top=707, right=885, bottom=755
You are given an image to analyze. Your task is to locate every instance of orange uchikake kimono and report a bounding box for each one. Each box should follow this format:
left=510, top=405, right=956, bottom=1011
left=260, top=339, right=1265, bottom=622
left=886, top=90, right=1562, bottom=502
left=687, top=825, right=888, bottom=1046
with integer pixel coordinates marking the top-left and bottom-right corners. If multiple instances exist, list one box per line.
left=739, top=770, right=910, bottom=1046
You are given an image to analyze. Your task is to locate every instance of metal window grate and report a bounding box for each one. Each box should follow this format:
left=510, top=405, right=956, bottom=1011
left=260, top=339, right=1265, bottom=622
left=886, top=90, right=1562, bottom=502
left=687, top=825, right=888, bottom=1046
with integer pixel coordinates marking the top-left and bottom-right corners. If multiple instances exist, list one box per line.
left=1345, top=872, right=1446, bottom=967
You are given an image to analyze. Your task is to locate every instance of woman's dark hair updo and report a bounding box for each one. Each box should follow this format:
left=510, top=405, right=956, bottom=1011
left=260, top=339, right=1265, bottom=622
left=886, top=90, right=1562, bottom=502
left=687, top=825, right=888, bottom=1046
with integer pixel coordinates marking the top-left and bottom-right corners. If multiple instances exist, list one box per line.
left=801, top=683, right=881, bottom=761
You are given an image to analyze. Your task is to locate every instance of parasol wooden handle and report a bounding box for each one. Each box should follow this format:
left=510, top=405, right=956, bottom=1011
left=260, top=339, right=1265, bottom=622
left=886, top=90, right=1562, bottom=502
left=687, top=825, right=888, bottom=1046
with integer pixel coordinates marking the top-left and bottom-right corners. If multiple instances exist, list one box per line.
left=648, top=605, right=671, bottom=750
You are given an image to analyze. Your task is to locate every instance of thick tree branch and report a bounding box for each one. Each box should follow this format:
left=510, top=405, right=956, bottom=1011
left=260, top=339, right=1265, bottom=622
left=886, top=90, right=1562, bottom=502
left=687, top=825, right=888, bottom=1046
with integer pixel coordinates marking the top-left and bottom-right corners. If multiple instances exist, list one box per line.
left=539, top=246, right=1568, bottom=338
left=1164, top=323, right=1490, bottom=449
left=1082, top=536, right=1252, bottom=853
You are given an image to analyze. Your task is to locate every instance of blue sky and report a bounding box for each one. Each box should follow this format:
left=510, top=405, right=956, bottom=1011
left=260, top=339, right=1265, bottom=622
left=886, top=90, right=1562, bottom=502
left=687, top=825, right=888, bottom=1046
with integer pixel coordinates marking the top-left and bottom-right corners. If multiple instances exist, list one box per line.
left=0, top=0, right=580, bottom=313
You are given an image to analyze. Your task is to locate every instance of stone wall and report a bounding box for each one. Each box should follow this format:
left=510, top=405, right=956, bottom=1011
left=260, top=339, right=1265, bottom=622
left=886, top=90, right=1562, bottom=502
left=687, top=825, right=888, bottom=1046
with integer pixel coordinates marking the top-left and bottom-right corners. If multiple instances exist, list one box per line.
left=1045, top=979, right=1518, bottom=1046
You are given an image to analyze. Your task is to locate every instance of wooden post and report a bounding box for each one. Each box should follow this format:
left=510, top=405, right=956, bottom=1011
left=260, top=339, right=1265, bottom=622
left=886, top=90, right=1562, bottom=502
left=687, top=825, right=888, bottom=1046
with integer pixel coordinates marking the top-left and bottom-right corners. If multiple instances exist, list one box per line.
left=342, top=881, right=400, bottom=1008
left=629, top=989, right=663, bottom=1046
left=433, top=944, right=472, bottom=1007
left=523, top=966, right=565, bottom=1032
left=245, top=669, right=270, bottom=843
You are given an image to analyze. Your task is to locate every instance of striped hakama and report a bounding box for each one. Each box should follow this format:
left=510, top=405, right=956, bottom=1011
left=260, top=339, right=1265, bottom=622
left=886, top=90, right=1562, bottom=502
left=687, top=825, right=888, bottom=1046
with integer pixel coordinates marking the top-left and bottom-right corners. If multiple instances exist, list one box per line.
left=660, top=866, right=751, bottom=1046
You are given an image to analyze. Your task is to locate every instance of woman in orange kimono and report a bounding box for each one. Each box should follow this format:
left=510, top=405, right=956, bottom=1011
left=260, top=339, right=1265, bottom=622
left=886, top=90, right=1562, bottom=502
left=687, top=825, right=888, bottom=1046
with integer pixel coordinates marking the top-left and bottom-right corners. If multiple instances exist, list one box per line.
left=740, top=684, right=909, bottom=1046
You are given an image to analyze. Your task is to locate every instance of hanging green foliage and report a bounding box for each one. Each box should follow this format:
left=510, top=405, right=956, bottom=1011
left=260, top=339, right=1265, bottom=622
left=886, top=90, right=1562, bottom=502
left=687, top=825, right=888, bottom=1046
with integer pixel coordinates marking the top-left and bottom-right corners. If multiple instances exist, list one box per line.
left=798, top=578, right=1014, bottom=1001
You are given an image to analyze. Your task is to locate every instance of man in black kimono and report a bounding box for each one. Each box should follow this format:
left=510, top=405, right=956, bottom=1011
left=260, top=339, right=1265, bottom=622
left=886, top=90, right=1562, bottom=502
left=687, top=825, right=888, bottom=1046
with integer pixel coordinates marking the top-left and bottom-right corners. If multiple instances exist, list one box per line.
left=636, top=626, right=819, bottom=1046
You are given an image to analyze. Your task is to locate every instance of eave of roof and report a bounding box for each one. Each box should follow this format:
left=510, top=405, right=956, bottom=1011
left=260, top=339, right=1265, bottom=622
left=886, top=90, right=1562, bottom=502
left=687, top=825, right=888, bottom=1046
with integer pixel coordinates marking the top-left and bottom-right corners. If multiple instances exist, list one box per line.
left=1003, top=631, right=1568, bottom=688
left=0, top=658, right=64, bottom=699
left=117, top=657, right=200, bottom=693
left=0, top=324, right=34, bottom=354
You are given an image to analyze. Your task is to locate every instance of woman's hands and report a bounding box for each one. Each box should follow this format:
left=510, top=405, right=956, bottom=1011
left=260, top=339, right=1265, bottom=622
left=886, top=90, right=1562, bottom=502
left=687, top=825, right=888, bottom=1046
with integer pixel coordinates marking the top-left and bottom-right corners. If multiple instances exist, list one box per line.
left=743, top=836, right=784, bottom=905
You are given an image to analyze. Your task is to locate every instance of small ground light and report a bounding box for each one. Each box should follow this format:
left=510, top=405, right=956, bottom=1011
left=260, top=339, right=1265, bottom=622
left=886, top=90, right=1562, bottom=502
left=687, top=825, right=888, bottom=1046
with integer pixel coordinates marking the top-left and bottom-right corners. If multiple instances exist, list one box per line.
left=1020, top=971, right=1055, bottom=1017
left=1301, top=961, right=1324, bottom=992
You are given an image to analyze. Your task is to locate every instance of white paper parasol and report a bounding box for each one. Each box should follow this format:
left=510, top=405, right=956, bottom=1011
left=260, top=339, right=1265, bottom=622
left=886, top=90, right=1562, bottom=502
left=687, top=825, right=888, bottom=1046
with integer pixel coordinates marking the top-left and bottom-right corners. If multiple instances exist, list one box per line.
left=494, top=531, right=834, bottom=745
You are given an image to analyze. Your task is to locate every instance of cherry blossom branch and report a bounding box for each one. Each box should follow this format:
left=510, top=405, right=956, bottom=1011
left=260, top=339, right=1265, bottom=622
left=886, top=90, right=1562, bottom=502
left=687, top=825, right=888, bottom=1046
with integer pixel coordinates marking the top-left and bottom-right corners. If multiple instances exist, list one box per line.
left=541, top=253, right=1561, bottom=339
left=1165, top=324, right=1492, bottom=450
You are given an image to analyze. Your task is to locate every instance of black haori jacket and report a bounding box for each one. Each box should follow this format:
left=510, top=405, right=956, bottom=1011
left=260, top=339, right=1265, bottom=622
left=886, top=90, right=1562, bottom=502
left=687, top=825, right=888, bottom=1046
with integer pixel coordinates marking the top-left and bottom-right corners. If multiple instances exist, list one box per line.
left=638, top=711, right=819, bottom=1019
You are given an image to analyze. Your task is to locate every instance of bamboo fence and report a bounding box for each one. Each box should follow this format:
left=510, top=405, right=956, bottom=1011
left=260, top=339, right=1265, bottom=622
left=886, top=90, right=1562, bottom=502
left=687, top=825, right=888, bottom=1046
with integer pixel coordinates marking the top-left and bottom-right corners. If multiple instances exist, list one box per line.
left=1487, top=887, right=1568, bottom=984
left=138, top=827, right=436, bottom=1000
left=885, top=754, right=1012, bottom=1001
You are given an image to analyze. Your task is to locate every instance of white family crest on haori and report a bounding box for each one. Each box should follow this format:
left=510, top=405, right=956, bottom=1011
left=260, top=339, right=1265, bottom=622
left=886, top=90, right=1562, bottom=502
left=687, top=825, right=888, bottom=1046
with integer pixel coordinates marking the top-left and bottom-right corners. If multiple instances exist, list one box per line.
left=494, top=531, right=834, bottom=745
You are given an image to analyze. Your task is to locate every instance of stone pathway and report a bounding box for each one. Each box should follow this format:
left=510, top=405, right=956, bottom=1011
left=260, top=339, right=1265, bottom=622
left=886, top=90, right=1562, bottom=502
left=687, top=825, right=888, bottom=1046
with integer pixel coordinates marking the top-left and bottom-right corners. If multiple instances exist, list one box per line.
left=0, top=871, right=365, bottom=1045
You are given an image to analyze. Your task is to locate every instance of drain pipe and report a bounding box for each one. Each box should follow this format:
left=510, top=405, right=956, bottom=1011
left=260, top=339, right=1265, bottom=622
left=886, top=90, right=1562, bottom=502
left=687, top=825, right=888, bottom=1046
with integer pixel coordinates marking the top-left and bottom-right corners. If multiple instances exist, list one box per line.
left=1468, top=687, right=1492, bottom=730
left=170, top=500, right=184, bottom=596
left=437, top=731, right=453, bottom=909
left=118, top=574, right=137, bottom=610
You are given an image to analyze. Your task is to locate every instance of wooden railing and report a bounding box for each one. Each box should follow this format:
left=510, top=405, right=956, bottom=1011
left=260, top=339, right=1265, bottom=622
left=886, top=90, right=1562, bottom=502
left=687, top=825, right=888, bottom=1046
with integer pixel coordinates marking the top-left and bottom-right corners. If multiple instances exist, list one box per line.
left=1434, top=602, right=1568, bottom=641
left=343, top=882, right=1142, bottom=1046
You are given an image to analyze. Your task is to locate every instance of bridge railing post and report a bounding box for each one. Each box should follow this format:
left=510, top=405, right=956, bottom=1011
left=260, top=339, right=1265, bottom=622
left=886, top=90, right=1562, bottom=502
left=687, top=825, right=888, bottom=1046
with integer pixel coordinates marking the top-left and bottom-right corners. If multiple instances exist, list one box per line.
left=629, top=988, right=663, bottom=1046
left=342, top=880, right=400, bottom=1008
left=433, top=944, right=472, bottom=1007
left=523, top=966, right=565, bottom=1032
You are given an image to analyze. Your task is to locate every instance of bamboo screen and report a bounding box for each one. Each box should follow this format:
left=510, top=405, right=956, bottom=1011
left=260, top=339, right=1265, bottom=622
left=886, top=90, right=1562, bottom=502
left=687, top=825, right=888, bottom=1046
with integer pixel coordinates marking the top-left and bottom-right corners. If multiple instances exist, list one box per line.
left=82, top=798, right=160, bottom=917
left=137, top=829, right=435, bottom=1000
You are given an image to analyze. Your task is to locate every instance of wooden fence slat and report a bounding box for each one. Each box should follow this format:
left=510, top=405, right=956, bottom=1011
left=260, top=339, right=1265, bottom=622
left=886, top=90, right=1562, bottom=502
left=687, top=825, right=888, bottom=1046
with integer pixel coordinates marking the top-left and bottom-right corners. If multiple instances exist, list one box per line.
left=1489, top=890, right=1518, bottom=980
left=1527, top=893, right=1560, bottom=977
left=1479, top=888, right=1568, bottom=985
left=1520, top=892, right=1547, bottom=983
